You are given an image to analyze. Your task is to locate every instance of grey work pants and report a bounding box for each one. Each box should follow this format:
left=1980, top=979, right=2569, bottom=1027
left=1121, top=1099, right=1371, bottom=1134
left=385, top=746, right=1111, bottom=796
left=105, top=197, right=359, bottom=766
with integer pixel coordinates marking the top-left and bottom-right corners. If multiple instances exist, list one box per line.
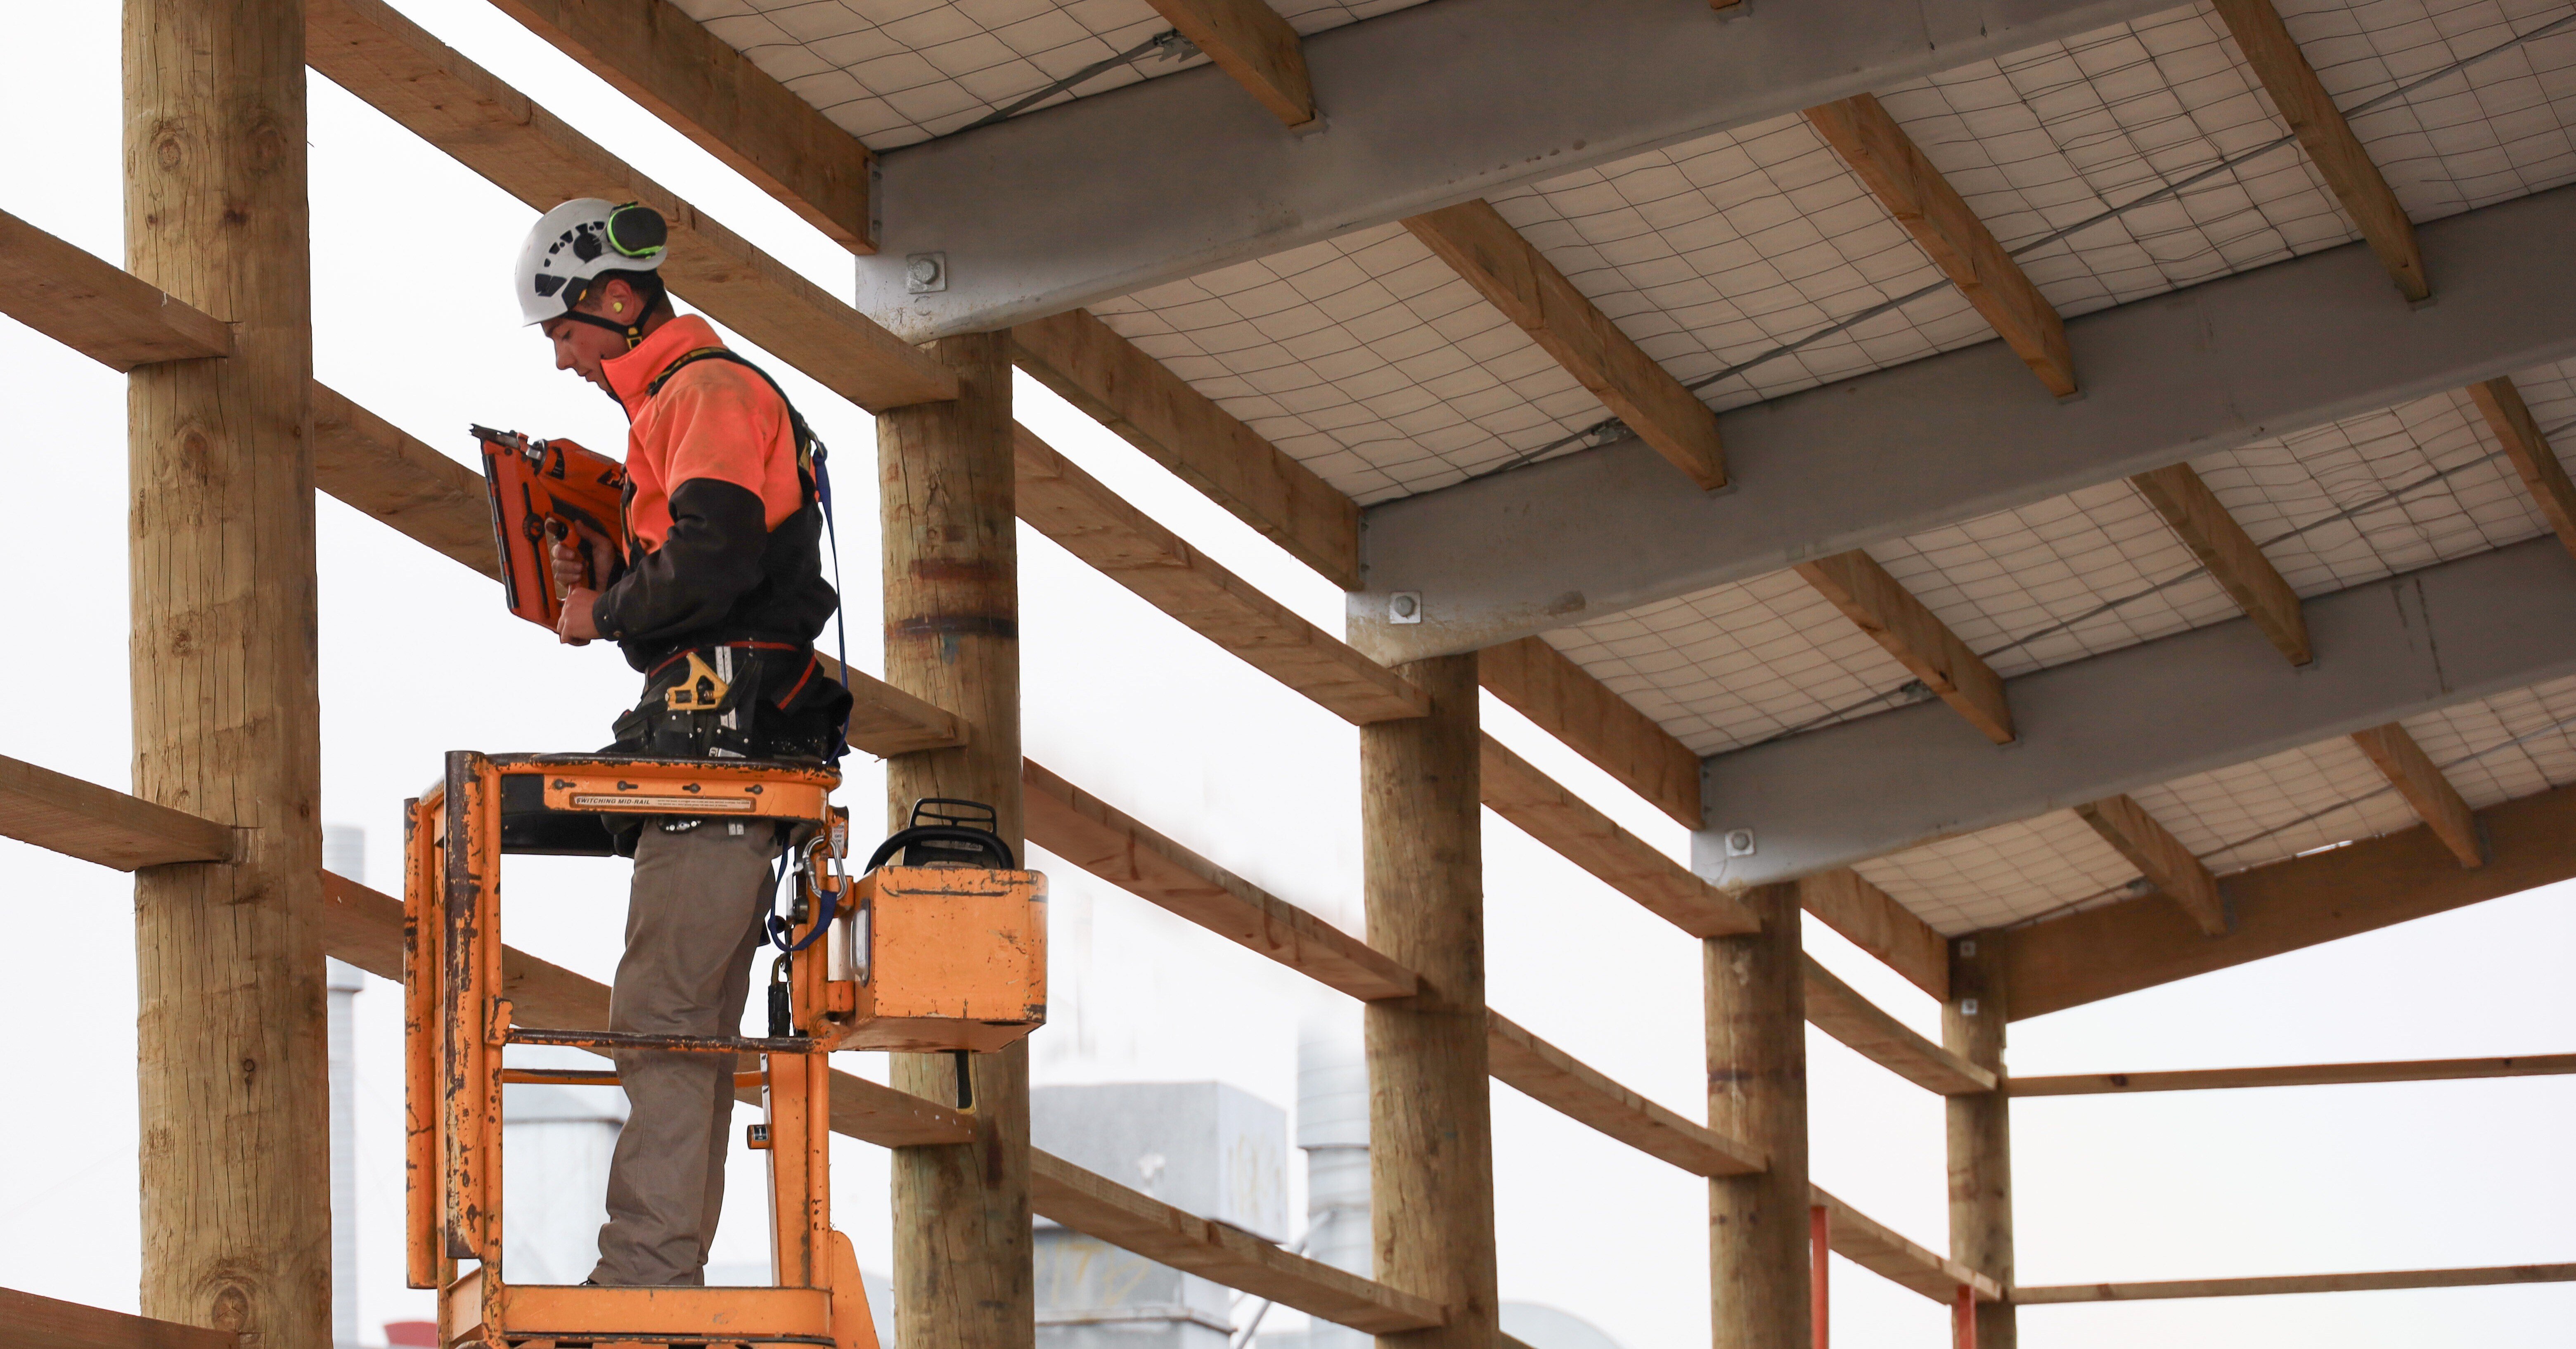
left=588, top=819, right=778, bottom=1286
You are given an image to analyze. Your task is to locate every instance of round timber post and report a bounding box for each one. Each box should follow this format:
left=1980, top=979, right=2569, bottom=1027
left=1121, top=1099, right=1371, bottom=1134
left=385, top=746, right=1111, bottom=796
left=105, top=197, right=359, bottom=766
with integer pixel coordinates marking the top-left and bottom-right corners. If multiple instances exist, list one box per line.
left=877, top=331, right=1032, bottom=1349
left=1706, top=882, right=1810, bottom=1349
left=124, top=0, right=332, bottom=1342
left=1947, top=932, right=2015, bottom=1348
left=1361, top=653, right=1499, bottom=1349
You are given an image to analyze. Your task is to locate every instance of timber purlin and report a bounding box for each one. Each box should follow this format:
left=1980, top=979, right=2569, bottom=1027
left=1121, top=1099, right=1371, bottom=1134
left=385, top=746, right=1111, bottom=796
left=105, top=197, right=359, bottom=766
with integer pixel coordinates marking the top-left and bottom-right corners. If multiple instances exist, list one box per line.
left=0, top=1286, right=237, bottom=1349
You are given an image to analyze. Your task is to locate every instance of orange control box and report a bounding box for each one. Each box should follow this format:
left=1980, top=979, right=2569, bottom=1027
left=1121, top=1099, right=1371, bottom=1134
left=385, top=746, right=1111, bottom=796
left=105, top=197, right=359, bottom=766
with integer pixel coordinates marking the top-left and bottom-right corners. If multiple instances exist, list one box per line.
left=823, top=864, right=1046, bottom=1053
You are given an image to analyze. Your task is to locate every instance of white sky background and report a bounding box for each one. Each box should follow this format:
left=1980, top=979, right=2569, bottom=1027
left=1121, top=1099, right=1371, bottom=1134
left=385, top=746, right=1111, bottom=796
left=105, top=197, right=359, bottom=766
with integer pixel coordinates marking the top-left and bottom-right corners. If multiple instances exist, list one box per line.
left=1, top=3, right=2572, bottom=1346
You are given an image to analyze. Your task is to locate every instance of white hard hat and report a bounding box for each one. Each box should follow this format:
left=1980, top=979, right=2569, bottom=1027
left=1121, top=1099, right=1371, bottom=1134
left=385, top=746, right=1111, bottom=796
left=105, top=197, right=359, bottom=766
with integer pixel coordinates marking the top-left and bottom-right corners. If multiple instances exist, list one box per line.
left=515, top=198, right=668, bottom=327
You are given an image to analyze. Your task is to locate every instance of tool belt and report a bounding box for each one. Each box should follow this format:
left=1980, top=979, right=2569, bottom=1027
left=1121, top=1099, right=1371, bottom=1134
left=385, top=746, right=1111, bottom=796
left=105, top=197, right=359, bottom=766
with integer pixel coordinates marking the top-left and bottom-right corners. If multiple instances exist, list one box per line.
left=608, top=641, right=853, bottom=765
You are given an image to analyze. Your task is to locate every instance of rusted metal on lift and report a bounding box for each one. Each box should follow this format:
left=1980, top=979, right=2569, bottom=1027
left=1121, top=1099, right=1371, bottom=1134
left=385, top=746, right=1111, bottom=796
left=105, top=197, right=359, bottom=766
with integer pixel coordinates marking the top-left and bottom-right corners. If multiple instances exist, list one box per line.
left=1811, top=1205, right=1830, bottom=1349
left=1951, top=1285, right=1977, bottom=1349
left=404, top=750, right=1046, bottom=1348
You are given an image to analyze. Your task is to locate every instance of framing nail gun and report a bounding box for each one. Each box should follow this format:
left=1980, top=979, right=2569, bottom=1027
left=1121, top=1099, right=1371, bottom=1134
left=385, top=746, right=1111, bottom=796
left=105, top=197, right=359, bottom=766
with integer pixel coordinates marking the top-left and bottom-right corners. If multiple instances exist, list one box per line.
left=473, top=425, right=628, bottom=632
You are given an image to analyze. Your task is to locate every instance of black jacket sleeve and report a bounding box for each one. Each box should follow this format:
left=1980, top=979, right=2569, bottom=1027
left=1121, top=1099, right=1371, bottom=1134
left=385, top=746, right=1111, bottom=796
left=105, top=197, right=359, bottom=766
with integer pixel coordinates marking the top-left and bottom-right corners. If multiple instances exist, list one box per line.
left=590, top=477, right=769, bottom=642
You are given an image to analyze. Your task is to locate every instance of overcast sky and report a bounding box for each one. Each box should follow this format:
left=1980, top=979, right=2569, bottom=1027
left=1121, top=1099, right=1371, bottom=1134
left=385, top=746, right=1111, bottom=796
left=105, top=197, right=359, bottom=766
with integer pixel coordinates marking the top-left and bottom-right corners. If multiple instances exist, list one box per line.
left=2, top=4, right=2572, bottom=1347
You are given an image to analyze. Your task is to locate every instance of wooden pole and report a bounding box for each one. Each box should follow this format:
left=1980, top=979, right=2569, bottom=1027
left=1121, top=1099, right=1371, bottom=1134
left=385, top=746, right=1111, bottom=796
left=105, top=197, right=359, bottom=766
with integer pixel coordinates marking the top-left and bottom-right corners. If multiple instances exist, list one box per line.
left=1707, top=883, right=1809, bottom=1349
left=878, top=334, right=1030, bottom=1349
left=124, top=0, right=331, bottom=1341
left=1946, top=934, right=2015, bottom=1349
left=1361, top=653, right=1498, bottom=1349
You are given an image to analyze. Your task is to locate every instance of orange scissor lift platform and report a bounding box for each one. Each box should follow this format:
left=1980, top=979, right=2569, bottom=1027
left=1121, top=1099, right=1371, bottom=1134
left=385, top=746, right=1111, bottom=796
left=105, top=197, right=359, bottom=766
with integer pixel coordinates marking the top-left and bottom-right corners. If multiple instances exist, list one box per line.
left=405, top=753, right=1047, bottom=1348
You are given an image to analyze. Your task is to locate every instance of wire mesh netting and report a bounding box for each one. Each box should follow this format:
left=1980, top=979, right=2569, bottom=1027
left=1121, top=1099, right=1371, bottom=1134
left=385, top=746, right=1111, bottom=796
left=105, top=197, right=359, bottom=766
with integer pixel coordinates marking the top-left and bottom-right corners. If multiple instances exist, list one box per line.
left=669, top=0, right=1425, bottom=149
left=1852, top=811, right=2141, bottom=935
left=1086, top=224, right=1605, bottom=504
left=2131, top=734, right=2424, bottom=874
left=2401, top=671, right=2576, bottom=805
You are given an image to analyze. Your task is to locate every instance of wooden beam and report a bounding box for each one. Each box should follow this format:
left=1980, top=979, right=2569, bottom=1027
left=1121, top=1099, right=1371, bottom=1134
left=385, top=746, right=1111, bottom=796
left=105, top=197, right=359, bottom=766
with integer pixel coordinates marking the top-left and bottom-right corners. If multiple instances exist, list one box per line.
left=2013, top=1264, right=2576, bottom=1304
left=1485, top=1010, right=1765, bottom=1177
left=1477, top=636, right=1700, bottom=829
left=311, top=381, right=499, bottom=578
left=2074, top=794, right=2227, bottom=936
left=1801, top=955, right=1995, bottom=1095
left=1812, top=1187, right=2003, bottom=1306
left=2467, top=376, right=2576, bottom=563
left=1478, top=733, right=1759, bottom=937
left=1145, top=0, right=1315, bottom=127
left=1028, top=1152, right=1442, bottom=1332
left=1798, top=868, right=1949, bottom=1001
left=1011, top=309, right=1360, bottom=589
left=0, top=754, right=234, bottom=871
left=2006, top=779, right=2576, bottom=1019
left=1402, top=199, right=1726, bottom=489
left=313, top=870, right=975, bottom=1146
left=1708, top=884, right=1813, bottom=1348
left=127, top=1, right=331, bottom=1339
left=2352, top=722, right=2483, bottom=867
left=1946, top=935, right=2017, bottom=1344
left=0, top=208, right=230, bottom=369
left=1796, top=550, right=2014, bottom=744
left=1014, top=424, right=1424, bottom=722
left=0, top=1287, right=238, bottom=1349
left=480, top=0, right=874, bottom=250
left=878, top=333, right=1029, bottom=1349
left=2210, top=0, right=2427, bottom=301
left=1020, top=759, right=1419, bottom=1001
left=2010, top=1052, right=2576, bottom=1097
left=1802, top=95, right=2075, bottom=397
left=1364, top=654, right=1501, bottom=1349
left=2130, top=462, right=2309, bottom=665
left=305, top=0, right=954, bottom=412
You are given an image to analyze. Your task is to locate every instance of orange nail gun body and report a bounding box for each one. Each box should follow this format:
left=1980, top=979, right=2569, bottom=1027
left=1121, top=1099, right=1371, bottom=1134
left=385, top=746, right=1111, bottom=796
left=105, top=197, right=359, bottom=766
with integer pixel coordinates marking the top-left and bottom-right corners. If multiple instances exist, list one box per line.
left=475, top=425, right=630, bottom=632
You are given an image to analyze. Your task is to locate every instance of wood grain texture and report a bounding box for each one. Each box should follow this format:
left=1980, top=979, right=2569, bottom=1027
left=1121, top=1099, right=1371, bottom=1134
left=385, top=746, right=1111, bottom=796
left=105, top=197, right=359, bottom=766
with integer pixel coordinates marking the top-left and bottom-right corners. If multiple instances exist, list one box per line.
left=2129, top=462, right=2309, bottom=664
left=0, top=1287, right=239, bottom=1349
left=1707, top=884, right=1811, bottom=1349
left=1021, top=758, right=1419, bottom=1000
left=1946, top=935, right=2017, bottom=1347
left=305, top=0, right=953, bottom=411
left=1011, top=309, right=1360, bottom=587
left=1479, top=733, right=1758, bottom=936
left=2074, top=794, right=2227, bottom=935
left=1796, top=550, right=2014, bottom=744
left=2006, top=780, right=2576, bottom=1018
left=1014, top=424, right=1424, bottom=722
left=1811, top=1187, right=2002, bottom=1305
left=1801, top=956, right=1995, bottom=1095
left=0, top=753, right=234, bottom=871
left=1803, top=94, right=2075, bottom=397
left=1485, top=1010, right=1765, bottom=1176
left=1146, top=0, right=1315, bottom=125
left=1363, top=654, right=1500, bottom=1349
left=1477, top=636, right=1700, bottom=828
left=2352, top=722, right=2483, bottom=867
left=2211, top=0, right=2426, bottom=299
left=125, top=2, right=333, bottom=1342
left=1797, top=869, right=1949, bottom=1001
left=2012, top=1264, right=2576, bottom=1304
left=2468, top=375, right=2576, bottom=562
left=1029, top=1152, right=1442, bottom=1332
left=1403, top=199, right=1726, bottom=489
left=878, top=332, right=1032, bottom=1349
left=312, top=870, right=973, bottom=1145
left=2010, top=1052, right=2576, bottom=1097
left=0, top=207, right=230, bottom=370
left=483, top=0, right=875, bottom=249
left=310, top=381, right=500, bottom=577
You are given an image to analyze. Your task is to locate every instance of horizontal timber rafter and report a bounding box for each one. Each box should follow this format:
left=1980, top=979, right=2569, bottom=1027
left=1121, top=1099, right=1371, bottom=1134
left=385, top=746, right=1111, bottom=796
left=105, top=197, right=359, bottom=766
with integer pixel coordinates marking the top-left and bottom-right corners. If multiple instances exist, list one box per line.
left=0, top=754, right=234, bottom=872
left=305, top=0, right=954, bottom=412
left=2352, top=721, right=2483, bottom=868
left=0, top=1286, right=237, bottom=1349
left=1801, top=956, right=1994, bottom=1095
left=1147, top=0, right=1316, bottom=127
left=2013, top=1263, right=2576, bottom=1303
left=2003, top=778, right=2576, bottom=1019
left=1797, top=869, right=1949, bottom=1001
left=1796, top=549, right=2014, bottom=744
left=2009, top=1052, right=2576, bottom=1096
left=2468, top=374, right=2576, bottom=563
left=2129, top=461, right=2309, bottom=665
left=1814, top=1187, right=2003, bottom=1304
left=1477, top=637, right=1702, bottom=831
left=0, top=207, right=230, bottom=369
left=1480, top=733, right=1757, bottom=937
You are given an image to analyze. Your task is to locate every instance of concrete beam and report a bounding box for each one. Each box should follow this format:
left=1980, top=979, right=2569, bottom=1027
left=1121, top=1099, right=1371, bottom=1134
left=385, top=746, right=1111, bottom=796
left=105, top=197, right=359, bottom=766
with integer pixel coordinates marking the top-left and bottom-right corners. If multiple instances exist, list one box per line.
left=1690, top=535, right=2576, bottom=889
left=1351, top=185, right=2576, bottom=663
left=855, top=0, right=2181, bottom=338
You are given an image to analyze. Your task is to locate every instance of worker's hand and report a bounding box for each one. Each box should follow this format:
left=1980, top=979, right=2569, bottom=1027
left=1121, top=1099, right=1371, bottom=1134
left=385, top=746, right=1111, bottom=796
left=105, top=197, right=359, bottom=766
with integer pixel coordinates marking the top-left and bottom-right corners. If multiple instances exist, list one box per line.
left=557, top=587, right=602, bottom=646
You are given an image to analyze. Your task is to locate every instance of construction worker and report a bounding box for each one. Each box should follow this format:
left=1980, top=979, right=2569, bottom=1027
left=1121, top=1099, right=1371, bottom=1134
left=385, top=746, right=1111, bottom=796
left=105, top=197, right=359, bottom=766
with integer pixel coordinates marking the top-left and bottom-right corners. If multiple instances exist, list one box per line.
left=515, top=197, right=853, bottom=1287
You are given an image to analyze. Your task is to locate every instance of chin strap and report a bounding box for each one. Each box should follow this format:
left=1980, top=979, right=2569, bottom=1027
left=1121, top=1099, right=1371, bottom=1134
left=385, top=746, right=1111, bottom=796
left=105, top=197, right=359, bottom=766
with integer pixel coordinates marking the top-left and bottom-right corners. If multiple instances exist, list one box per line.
left=559, top=282, right=664, bottom=349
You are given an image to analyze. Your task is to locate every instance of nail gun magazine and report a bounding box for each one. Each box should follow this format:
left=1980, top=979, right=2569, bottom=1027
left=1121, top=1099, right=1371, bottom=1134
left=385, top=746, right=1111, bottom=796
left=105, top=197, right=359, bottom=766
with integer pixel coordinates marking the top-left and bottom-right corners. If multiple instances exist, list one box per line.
left=473, top=425, right=628, bottom=631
